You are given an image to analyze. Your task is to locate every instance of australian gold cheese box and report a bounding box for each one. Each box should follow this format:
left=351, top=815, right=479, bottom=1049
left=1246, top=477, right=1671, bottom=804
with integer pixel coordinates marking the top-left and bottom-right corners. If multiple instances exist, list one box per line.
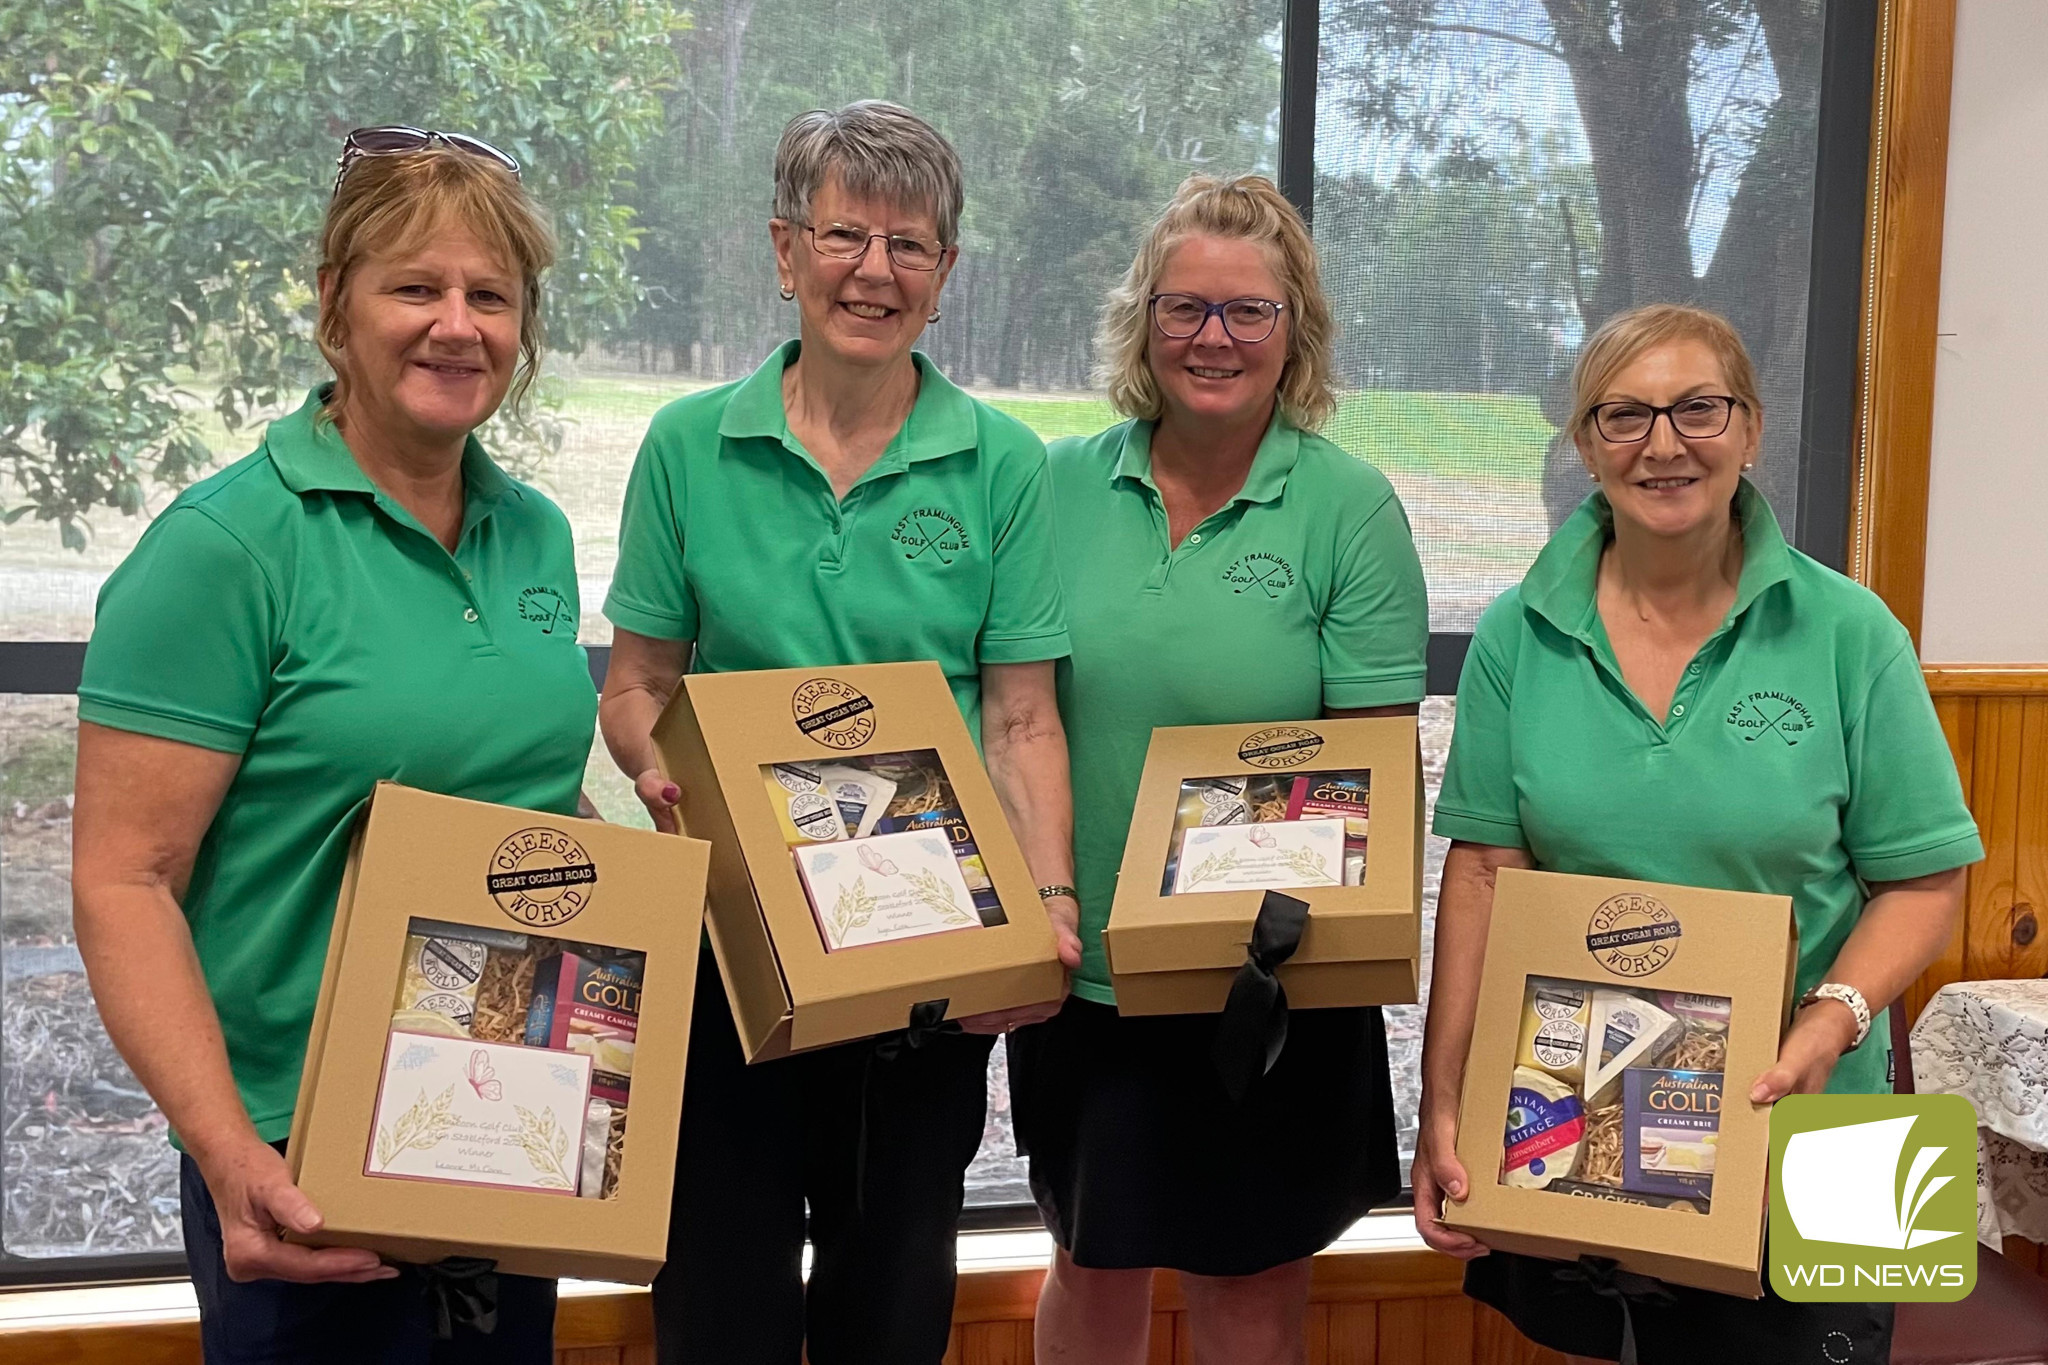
left=287, top=782, right=710, bottom=1283
left=1441, top=868, right=1797, bottom=1298
left=1103, top=716, right=1424, bottom=1013
left=650, top=661, right=1065, bottom=1061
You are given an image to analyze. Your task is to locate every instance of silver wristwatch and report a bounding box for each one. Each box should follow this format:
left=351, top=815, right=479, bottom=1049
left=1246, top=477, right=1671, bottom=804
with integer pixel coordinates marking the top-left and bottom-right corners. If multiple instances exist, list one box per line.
left=1798, top=982, right=1871, bottom=1049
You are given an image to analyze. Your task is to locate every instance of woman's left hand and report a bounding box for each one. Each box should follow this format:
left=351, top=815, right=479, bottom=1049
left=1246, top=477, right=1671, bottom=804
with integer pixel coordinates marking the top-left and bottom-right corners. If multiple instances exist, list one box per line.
left=1749, top=999, right=1860, bottom=1104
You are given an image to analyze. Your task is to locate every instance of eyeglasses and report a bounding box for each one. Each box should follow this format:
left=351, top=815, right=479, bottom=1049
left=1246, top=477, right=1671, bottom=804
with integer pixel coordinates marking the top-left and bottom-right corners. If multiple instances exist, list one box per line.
left=333, top=126, right=521, bottom=195
left=1149, top=293, right=1286, bottom=344
left=1589, top=395, right=1744, bottom=444
left=800, top=223, right=947, bottom=272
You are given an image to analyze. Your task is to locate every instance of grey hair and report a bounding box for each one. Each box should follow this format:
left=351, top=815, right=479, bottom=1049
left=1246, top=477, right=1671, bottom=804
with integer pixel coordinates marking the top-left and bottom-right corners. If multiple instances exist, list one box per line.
left=772, top=100, right=965, bottom=245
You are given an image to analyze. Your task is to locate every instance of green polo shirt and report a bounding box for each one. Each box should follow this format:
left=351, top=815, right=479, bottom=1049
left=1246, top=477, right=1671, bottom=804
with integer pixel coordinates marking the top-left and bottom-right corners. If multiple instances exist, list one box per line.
left=604, top=340, right=1070, bottom=735
left=1435, top=481, right=1981, bottom=1095
left=1050, top=416, right=1430, bottom=1004
left=78, top=388, right=597, bottom=1143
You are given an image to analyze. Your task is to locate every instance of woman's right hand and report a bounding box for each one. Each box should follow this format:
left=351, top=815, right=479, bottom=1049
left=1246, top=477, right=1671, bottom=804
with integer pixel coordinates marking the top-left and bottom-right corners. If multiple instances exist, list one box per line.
left=634, top=769, right=681, bottom=834
left=1412, top=1108, right=1488, bottom=1260
left=197, top=1137, right=396, bottom=1284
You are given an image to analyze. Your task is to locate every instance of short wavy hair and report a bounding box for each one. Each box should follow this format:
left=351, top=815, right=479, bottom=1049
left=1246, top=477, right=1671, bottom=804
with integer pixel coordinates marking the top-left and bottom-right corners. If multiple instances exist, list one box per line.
left=317, top=145, right=556, bottom=417
left=773, top=101, right=965, bottom=246
left=1095, top=174, right=1338, bottom=431
left=1569, top=303, right=1763, bottom=439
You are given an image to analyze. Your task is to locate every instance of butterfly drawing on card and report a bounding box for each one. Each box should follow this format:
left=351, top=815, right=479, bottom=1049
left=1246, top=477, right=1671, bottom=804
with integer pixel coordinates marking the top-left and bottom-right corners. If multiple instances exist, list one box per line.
left=466, top=1049, right=503, bottom=1102
left=1249, top=827, right=1277, bottom=849
left=858, top=844, right=899, bottom=877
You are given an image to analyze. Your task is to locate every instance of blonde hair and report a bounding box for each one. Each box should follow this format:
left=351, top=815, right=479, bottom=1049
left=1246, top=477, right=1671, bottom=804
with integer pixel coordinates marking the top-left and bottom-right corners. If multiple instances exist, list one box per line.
left=317, top=147, right=556, bottom=417
left=1095, top=174, right=1338, bottom=431
left=1569, top=303, right=1762, bottom=438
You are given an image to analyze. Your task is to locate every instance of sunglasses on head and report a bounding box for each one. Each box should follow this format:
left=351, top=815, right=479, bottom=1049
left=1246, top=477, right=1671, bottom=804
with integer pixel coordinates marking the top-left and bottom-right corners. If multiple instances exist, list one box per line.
left=333, top=126, right=521, bottom=195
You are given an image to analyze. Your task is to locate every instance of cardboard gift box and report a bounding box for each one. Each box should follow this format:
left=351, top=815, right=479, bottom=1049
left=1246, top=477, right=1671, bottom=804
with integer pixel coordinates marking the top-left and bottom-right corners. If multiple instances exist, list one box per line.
left=288, top=782, right=710, bottom=1283
left=650, top=661, right=1065, bottom=1061
left=1441, top=868, right=1798, bottom=1298
left=1103, top=716, right=1423, bottom=1013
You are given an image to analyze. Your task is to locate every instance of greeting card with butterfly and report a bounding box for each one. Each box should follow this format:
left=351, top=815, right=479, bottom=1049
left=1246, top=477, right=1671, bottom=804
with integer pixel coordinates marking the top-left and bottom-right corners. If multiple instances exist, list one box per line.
left=792, top=826, right=983, bottom=951
left=367, top=1031, right=593, bottom=1193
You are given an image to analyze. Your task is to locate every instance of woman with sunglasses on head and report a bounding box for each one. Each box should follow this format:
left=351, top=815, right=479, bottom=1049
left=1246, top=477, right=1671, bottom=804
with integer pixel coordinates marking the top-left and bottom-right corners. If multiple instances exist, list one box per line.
left=1413, top=305, right=1978, bottom=1364
left=598, top=100, right=1077, bottom=1365
left=72, top=129, right=590, bottom=1362
left=1006, top=174, right=1427, bottom=1365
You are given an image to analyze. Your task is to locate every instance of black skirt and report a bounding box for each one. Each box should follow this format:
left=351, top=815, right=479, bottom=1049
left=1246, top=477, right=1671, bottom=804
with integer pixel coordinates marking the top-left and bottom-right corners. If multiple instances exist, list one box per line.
left=1465, top=1249, right=1894, bottom=1364
left=1005, top=995, right=1400, bottom=1278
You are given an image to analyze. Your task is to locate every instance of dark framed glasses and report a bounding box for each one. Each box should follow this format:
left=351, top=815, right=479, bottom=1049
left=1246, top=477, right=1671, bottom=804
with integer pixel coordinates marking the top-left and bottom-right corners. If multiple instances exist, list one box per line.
left=1149, top=293, right=1286, bottom=344
left=800, top=223, right=948, bottom=271
left=334, top=126, right=521, bottom=195
left=1589, top=395, right=1743, bottom=443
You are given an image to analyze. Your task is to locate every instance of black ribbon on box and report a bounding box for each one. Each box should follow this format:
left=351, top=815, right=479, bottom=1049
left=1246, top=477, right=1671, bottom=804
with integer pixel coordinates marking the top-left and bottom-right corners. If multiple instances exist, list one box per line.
left=1553, top=1256, right=1674, bottom=1365
left=414, top=1256, right=500, bottom=1338
left=857, top=998, right=962, bottom=1215
left=1211, top=890, right=1310, bottom=1103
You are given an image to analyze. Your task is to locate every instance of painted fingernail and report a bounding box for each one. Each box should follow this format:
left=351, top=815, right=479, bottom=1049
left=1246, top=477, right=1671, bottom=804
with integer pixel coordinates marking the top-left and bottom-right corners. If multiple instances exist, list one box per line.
left=662, top=784, right=680, bottom=802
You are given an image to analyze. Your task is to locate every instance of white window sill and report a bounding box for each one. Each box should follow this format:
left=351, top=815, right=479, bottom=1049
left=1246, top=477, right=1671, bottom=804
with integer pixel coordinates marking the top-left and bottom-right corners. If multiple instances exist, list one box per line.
left=0, top=1212, right=1427, bottom=1329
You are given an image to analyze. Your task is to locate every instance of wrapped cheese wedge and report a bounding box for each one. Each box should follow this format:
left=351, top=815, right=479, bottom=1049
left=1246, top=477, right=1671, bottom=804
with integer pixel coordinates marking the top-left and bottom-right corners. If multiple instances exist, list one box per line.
left=1513, top=978, right=1591, bottom=1085
left=1584, top=989, right=1684, bottom=1107
left=1502, top=1065, right=1586, bottom=1188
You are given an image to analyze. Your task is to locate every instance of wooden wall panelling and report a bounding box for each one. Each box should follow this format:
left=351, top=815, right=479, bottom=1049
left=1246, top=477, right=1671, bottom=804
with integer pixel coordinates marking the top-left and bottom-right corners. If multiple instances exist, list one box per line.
left=1848, top=0, right=1958, bottom=643
left=1963, top=696, right=2025, bottom=980
left=2012, top=697, right=2048, bottom=979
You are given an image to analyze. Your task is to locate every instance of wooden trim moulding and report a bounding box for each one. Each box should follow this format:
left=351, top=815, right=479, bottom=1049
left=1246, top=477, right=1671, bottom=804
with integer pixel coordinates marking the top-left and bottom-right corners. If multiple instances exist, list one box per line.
left=1924, top=665, right=2048, bottom=696
left=1849, top=0, right=1958, bottom=647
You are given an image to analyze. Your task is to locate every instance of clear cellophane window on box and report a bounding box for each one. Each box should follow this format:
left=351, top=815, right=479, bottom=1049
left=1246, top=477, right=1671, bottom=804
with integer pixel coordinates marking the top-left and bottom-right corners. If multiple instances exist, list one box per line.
left=375, top=918, right=641, bottom=1199
left=1499, top=976, right=1730, bottom=1212
left=761, top=750, right=1008, bottom=952
left=1160, top=770, right=1370, bottom=895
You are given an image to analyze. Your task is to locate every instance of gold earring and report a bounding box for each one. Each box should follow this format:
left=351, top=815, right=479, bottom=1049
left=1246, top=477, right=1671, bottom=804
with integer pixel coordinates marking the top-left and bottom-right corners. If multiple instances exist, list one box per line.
left=1588, top=469, right=1599, bottom=481
left=779, top=286, right=795, bottom=301
left=1741, top=462, right=1754, bottom=471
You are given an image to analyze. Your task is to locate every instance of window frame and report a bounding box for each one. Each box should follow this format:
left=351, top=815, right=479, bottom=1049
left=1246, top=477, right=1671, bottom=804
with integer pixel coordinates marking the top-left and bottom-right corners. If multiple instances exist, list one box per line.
left=0, top=0, right=1888, bottom=1281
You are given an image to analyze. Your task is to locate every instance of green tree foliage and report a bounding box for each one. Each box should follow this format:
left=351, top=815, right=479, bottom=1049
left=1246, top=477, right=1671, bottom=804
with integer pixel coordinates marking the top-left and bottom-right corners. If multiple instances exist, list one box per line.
left=0, top=0, right=683, bottom=543
left=1326, top=0, right=1823, bottom=524
left=607, top=0, right=1280, bottom=390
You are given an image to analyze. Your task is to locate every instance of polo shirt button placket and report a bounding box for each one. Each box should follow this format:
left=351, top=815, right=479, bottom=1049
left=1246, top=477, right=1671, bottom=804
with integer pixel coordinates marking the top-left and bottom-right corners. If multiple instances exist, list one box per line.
left=463, top=607, right=479, bottom=623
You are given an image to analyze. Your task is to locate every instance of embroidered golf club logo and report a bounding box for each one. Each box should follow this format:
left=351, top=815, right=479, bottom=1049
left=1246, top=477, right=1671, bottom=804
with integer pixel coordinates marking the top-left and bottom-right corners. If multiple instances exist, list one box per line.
left=1725, top=690, right=1815, bottom=746
left=517, top=585, right=575, bottom=636
left=792, top=677, right=876, bottom=751
left=1222, top=552, right=1296, bottom=599
left=1236, top=726, right=1324, bottom=769
left=891, top=508, right=970, bottom=565
left=487, top=827, right=596, bottom=927
left=1769, top=1095, right=1977, bottom=1302
left=1584, top=892, right=1681, bottom=977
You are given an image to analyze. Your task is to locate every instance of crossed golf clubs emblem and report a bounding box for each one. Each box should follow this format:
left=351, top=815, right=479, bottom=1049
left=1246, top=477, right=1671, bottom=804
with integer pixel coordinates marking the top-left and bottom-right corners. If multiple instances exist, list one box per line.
left=899, top=516, right=960, bottom=565
left=1742, top=700, right=1802, bottom=746
left=1232, top=560, right=1288, bottom=599
left=522, top=590, right=570, bottom=636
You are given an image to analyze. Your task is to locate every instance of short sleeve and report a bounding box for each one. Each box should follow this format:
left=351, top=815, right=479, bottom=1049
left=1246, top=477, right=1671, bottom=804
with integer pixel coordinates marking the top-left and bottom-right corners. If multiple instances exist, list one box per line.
left=78, top=507, right=278, bottom=754
left=603, top=427, right=698, bottom=641
left=978, top=430, right=1071, bottom=664
left=1842, top=640, right=1983, bottom=882
left=1320, top=491, right=1428, bottom=708
left=1433, top=601, right=1527, bottom=848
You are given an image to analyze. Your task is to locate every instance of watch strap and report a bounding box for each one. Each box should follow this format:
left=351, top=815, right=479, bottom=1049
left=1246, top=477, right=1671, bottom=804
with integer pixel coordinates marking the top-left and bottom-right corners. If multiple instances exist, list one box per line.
left=1036, top=884, right=1079, bottom=902
left=1800, top=982, right=1872, bottom=1050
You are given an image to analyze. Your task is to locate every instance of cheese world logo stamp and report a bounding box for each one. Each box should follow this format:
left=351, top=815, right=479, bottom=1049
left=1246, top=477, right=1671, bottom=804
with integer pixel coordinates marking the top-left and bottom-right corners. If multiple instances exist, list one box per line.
left=793, top=678, right=876, bottom=751
left=1770, top=1095, right=1977, bottom=1301
left=1236, top=726, right=1324, bottom=769
left=487, top=828, right=596, bottom=928
left=1585, top=892, right=1681, bottom=977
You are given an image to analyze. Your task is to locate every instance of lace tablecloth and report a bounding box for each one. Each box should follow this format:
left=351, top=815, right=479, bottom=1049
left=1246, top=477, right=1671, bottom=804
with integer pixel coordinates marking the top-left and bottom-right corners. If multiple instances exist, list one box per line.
left=1910, top=979, right=2048, bottom=1248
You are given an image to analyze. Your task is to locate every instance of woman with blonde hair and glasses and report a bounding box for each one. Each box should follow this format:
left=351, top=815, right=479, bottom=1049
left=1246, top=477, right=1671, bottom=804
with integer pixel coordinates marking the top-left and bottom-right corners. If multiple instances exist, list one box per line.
left=1007, top=174, right=1428, bottom=1364
left=72, top=129, right=592, bottom=1361
left=1415, top=304, right=1978, bottom=1363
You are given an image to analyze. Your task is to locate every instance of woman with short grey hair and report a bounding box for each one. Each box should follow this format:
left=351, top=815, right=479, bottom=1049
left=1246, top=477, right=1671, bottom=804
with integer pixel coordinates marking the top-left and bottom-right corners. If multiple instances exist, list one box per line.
left=600, top=100, right=1081, bottom=1364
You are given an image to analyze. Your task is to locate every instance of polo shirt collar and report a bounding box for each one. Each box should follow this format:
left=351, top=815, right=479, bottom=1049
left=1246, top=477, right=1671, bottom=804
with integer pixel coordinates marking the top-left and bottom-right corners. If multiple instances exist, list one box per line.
left=1110, top=407, right=1301, bottom=504
left=718, top=339, right=979, bottom=465
left=267, top=385, right=523, bottom=513
left=1520, top=478, right=1794, bottom=644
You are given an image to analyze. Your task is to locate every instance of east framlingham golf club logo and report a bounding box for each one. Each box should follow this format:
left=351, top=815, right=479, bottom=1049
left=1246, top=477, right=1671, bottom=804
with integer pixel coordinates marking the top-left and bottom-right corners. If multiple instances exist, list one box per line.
left=1769, top=1096, right=1976, bottom=1302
